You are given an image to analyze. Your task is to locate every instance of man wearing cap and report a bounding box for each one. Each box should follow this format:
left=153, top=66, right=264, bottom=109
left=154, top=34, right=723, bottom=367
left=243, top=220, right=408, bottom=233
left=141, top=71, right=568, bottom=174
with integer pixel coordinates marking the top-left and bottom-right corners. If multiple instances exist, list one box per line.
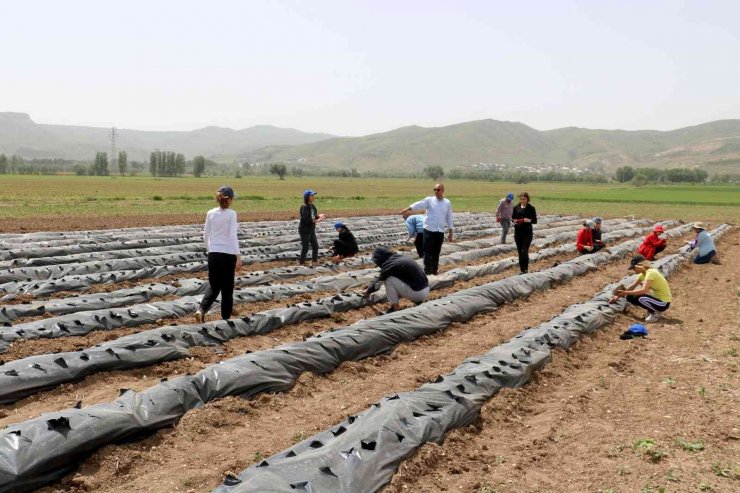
left=636, top=224, right=667, bottom=260
left=609, top=254, right=672, bottom=323
left=402, top=210, right=426, bottom=258
left=576, top=220, right=595, bottom=254
left=363, top=247, right=429, bottom=314
left=299, top=189, right=325, bottom=267
left=591, top=217, right=606, bottom=252
left=686, top=222, right=720, bottom=264
left=400, top=183, right=453, bottom=275
left=495, top=192, right=515, bottom=244
left=330, top=222, right=359, bottom=262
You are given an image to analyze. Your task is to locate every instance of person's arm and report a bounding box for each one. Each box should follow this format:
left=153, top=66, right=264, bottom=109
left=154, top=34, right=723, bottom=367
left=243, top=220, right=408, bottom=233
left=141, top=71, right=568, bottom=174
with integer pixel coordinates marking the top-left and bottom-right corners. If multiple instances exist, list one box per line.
left=619, top=278, right=652, bottom=297
left=446, top=201, right=454, bottom=242
left=522, top=204, right=537, bottom=224
left=299, top=205, right=313, bottom=227
left=203, top=214, right=211, bottom=251
left=230, top=211, right=242, bottom=272
left=609, top=277, right=643, bottom=303
left=401, top=198, right=427, bottom=215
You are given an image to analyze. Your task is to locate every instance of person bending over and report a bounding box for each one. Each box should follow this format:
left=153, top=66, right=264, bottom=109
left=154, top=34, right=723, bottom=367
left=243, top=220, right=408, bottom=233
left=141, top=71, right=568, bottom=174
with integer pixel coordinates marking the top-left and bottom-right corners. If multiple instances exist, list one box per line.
left=331, top=222, right=359, bottom=262
left=636, top=224, right=667, bottom=260
left=609, top=254, right=672, bottom=323
left=363, top=247, right=429, bottom=314
left=402, top=211, right=426, bottom=258
left=686, top=222, right=720, bottom=265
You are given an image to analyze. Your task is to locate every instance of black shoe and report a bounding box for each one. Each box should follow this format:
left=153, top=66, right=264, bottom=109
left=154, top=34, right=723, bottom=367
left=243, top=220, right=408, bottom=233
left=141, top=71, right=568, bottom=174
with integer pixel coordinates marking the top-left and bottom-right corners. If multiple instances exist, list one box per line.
left=520, top=270, right=528, bottom=274
left=383, top=307, right=398, bottom=315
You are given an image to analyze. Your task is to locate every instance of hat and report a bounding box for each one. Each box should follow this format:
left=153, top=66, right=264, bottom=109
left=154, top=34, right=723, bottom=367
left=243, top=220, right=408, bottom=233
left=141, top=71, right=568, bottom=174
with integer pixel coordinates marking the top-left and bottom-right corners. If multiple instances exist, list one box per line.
left=628, top=254, right=647, bottom=270
left=506, top=192, right=514, bottom=201
left=217, top=185, right=235, bottom=198
left=585, top=219, right=595, bottom=228
left=593, top=217, right=602, bottom=224
left=692, top=222, right=705, bottom=230
left=620, top=323, right=648, bottom=339
left=334, top=222, right=345, bottom=229
left=653, top=224, right=664, bottom=233
left=303, top=189, right=317, bottom=199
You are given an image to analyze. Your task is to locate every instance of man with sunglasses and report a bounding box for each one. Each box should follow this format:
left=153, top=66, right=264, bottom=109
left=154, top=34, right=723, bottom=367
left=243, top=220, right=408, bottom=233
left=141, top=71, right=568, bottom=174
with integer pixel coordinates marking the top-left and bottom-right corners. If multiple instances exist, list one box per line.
left=401, top=183, right=453, bottom=275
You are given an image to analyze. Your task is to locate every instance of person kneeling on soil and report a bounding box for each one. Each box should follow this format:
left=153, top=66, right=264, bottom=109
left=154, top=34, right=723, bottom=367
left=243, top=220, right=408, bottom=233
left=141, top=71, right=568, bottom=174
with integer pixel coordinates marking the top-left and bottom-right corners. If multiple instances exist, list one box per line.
left=609, top=254, right=672, bottom=323
left=576, top=220, right=596, bottom=254
left=686, top=222, right=720, bottom=265
left=363, top=247, right=429, bottom=314
left=591, top=217, right=606, bottom=251
left=331, top=222, right=359, bottom=263
left=636, top=224, right=667, bottom=260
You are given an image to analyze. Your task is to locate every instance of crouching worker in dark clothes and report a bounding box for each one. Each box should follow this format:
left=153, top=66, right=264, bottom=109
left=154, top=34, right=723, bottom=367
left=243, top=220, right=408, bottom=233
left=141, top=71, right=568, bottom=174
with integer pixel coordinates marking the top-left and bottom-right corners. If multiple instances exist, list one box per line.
left=363, top=247, right=429, bottom=314
left=331, top=222, right=359, bottom=263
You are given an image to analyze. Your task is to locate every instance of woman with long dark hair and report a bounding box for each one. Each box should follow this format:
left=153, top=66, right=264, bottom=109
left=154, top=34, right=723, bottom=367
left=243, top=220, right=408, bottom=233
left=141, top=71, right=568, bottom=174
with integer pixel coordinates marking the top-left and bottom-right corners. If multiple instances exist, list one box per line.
left=195, top=185, right=242, bottom=322
left=512, top=191, right=537, bottom=274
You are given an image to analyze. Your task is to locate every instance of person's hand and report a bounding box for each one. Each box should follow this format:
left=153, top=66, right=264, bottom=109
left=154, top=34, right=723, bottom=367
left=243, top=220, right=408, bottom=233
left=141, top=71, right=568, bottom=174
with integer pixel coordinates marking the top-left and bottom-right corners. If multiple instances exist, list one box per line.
left=522, top=218, right=531, bottom=223
left=406, top=237, right=414, bottom=243
left=236, top=257, right=243, bottom=273
left=615, top=290, right=626, bottom=297
left=585, top=246, right=593, bottom=252
left=608, top=295, right=619, bottom=304
left=318, top=213, right=326, bottom=220
left=448, top=234, right=454, bottom=243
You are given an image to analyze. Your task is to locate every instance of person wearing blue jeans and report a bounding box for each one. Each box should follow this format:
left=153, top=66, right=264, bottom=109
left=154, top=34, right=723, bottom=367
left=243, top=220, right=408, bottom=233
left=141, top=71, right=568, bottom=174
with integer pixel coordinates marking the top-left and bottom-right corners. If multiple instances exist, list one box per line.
left=686, top=222, right=720, bottom=264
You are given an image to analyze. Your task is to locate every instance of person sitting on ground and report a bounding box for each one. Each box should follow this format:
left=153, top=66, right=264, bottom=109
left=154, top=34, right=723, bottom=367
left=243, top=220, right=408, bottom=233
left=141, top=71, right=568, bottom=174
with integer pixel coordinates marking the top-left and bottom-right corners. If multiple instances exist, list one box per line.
left=362, top=246, right=429, bottom=314
left=402, top=211, right=426, bottom=258
left=576, top=220, right=595, bottom=254
left=636, top=224, right=667, bottom=260
left=686, top=222, right=720, bottom=265
left=609, top=254, right=672, bottom=323
left=331, top=222, right=359, bottom=263
left=591, top=217, right=606, bottom=252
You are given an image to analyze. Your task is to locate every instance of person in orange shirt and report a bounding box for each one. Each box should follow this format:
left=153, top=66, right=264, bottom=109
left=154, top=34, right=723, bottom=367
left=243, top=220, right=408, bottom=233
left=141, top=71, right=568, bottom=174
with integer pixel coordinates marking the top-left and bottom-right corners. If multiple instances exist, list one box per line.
left=636, top=224, right=667, bottom=260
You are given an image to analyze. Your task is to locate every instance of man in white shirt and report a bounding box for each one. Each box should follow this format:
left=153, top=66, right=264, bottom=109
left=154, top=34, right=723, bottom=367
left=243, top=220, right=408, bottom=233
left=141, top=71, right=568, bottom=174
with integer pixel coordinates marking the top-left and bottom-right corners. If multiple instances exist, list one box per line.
left=401, top=183, right=453, bottom=275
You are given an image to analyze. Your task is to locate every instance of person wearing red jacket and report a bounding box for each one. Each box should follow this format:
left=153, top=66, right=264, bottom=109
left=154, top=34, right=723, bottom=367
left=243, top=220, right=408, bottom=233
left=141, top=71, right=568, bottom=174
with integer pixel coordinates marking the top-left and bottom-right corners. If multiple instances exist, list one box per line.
left=637, top=225, right=667, bottom=260
left=576, top=220, right=595, bottom=254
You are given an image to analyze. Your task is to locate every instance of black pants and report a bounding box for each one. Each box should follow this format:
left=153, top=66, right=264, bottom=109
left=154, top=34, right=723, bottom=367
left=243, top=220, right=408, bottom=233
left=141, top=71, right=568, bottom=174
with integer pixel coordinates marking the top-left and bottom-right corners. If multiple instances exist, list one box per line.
left=200, top=252, right=236, bottom=320
left=299, top=229, right=319, bottom=264
left=413, top=234, right=424, bottom=258
left=514, top=227, right=533, bottom=273
left=332, top=239, right=357, bottom=257
left=423, top=230, right=445, bottom=275
left=626, top=294, right=670, bottom=313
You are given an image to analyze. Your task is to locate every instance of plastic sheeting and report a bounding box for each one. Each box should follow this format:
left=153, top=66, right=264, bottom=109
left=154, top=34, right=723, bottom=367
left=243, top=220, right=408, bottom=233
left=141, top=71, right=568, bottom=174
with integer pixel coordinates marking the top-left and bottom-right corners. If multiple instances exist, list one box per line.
left=212, top=224, right=730, bottom=493
left=0, top=221, right=663, bottom=351
left=0, top=224, right=686, bottom=492
left=0, top=223, right=681, bottom=403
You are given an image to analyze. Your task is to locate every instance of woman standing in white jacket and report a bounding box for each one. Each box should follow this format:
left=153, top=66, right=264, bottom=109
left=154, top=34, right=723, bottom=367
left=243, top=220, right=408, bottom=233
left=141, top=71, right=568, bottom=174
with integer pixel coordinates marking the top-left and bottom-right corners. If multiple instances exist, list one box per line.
left=195, top=185, right=243, bottom=322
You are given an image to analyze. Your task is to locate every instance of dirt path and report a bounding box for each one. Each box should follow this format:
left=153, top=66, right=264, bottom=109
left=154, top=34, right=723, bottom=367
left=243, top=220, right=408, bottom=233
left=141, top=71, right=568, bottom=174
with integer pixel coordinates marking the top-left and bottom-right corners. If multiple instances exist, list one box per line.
left=38, top=249, right=643, bottom=493
left=387, top=229, right=739, bottom=493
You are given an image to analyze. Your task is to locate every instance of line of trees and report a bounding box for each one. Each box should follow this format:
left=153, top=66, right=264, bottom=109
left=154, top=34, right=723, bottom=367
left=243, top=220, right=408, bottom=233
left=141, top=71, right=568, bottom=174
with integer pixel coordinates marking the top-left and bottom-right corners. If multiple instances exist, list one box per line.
left=149, top=151, right=186, bottom=177
left=615, top=166, right=710, bottom=184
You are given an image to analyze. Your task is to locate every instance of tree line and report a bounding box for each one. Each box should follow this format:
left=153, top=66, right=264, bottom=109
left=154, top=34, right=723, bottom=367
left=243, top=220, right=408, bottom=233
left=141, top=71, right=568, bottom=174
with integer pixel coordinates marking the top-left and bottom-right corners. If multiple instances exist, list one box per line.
left=614, top=166, right=711, bottom=184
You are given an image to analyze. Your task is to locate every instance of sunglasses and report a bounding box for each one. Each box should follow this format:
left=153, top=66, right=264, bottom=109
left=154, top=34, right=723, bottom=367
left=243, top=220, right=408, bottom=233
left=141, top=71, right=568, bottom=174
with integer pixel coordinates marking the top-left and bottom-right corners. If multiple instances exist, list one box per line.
left=433, top=188, right=442, bottom=191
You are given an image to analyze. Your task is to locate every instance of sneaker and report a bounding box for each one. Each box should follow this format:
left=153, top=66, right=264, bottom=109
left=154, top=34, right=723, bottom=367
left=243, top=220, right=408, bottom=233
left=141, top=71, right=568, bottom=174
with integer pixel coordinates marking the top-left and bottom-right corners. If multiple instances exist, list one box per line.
left=645, top=312, right=663, bottom=323
left=383, top=306, right=398, bottom=315
left=194, top=310, right=204, bottom=323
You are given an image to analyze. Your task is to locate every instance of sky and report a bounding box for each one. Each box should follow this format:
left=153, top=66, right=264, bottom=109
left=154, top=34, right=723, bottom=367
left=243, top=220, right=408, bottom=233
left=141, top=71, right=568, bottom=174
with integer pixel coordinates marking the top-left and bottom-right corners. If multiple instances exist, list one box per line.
left=1, top=0, right=738, bottom=136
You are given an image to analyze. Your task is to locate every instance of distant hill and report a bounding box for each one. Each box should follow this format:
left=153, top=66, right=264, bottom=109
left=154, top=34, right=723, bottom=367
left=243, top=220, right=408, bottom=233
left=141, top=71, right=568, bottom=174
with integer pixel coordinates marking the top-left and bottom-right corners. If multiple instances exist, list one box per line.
left=243, top=119, right=740, bottom=173
left=0, top=113, right=335, bottom=161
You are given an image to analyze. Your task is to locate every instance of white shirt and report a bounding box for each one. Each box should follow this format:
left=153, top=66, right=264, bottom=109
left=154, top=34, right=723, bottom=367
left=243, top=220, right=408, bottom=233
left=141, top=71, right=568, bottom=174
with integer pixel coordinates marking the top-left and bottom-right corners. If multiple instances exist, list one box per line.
left=409, top=196, right=453, bottom=233
left=203, top=207, right=240, bottom=255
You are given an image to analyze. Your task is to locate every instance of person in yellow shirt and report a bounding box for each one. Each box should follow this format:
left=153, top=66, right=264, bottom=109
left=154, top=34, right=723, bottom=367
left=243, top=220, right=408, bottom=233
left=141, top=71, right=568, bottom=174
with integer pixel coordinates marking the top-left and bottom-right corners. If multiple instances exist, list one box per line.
left=609, top=254, right=672, bottom=323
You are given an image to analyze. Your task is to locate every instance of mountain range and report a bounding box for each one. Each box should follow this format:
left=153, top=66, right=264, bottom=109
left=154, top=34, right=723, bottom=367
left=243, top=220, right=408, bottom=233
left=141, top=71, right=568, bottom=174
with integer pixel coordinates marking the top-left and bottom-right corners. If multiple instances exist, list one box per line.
left=1, top=112, right=739, bottom=173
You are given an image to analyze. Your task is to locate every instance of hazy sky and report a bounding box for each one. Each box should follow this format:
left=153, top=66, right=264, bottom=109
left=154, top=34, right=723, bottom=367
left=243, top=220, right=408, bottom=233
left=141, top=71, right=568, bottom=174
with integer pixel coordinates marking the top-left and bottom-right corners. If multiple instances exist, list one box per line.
left=1, top=0, right=738, bottom=135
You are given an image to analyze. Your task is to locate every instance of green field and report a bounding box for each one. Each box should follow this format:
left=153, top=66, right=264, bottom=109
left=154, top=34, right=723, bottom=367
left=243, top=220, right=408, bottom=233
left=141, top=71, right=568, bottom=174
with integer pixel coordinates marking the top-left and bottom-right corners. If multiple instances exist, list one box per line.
left=0, top=175, right=738, bottom=223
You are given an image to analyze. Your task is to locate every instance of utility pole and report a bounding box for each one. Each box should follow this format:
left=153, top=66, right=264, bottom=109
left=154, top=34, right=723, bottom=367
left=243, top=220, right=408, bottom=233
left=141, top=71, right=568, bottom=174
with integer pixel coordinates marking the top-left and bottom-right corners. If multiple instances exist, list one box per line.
left=110, top=126, right=117, bottom=173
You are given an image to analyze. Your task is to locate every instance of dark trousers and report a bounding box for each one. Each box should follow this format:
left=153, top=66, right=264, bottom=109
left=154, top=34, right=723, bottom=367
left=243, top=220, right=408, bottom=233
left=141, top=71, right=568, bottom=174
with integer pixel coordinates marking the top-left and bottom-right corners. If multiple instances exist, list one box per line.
left=299, top=229, right=319, bottom=264
left=514, top=227, right=533, bottom=273
left=423, top=230, right=445, bottom=275
left=200, top=252, right=237, bottom=320
left=332, top=239, right=357, bottom=258
left=693, top=250, right=716, bottom=264
left=413, top=234, right=424, bottom=258
left=626, top=294, right=670, bottom=313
